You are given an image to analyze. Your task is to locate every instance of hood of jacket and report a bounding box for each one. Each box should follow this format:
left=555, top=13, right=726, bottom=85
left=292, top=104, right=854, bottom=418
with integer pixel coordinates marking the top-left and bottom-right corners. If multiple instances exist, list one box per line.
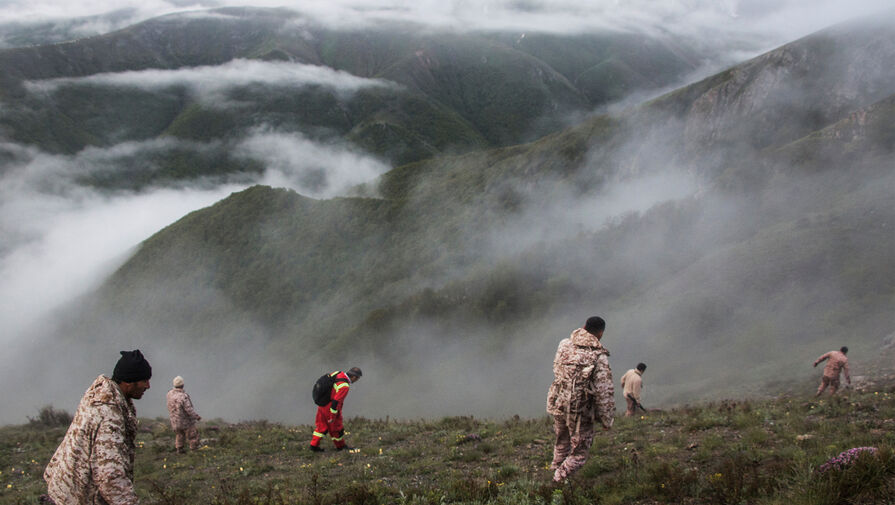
left=86, top=374, right=130, bottom=408
left=570, top=327, right=608, bottom=354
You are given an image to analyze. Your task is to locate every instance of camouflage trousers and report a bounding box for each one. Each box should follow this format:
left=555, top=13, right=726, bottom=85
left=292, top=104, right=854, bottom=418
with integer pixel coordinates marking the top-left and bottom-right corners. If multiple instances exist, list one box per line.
left=551, top=413, right=595, bottom=482
left=175, top=425, right=200, bottom=451
left=816, top=375, right=841, bottom=396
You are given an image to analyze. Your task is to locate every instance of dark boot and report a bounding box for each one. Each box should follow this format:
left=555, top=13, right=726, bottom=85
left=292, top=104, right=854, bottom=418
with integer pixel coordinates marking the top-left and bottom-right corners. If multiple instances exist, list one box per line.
left=309, top=445, right=324, bottom=452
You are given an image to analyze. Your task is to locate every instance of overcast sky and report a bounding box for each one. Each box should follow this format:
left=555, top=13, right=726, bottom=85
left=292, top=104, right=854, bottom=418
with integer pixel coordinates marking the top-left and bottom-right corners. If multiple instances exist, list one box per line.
left=0, top=0, right=891, bottom=49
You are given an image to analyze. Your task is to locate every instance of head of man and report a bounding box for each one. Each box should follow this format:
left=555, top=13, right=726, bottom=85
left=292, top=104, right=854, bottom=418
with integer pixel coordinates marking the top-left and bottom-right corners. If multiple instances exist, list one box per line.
left=113, top=350, right=152, bottom=399
left=173, top=376, right=184, bottom=389
left=584, top=316, right=605, bottom=338
left=636, top=363, right=647, bottom=373
left=347, top=367, right=363, bottom=383
left=840, top=346, right=848, bottom=354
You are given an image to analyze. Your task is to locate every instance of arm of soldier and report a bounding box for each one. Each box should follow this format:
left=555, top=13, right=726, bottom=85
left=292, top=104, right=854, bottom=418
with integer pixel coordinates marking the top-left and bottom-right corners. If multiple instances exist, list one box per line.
left=91, top=408, right=139, bottom=505
left=813, top=352, right=830, bottom=367
left=183, top=395, right=200, bottom=421
left=844, top=361, right=851, bottom=384
left=552, top=343, right=566, bottom=378
left=593, top=354, right=615, bottom=430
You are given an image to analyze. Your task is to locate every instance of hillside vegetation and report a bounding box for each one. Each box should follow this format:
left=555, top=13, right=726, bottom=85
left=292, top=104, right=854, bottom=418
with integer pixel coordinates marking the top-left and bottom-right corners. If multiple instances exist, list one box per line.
left=4, top=369, right=895, bottom=505
left=3, top=12, right=895, bottom=423
left=49, top=14, right=895, bottom=415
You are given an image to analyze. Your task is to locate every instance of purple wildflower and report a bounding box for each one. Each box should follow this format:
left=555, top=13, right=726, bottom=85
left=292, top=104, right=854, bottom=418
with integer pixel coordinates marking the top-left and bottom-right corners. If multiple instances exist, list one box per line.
left=817, top=447, right=879, bottom=474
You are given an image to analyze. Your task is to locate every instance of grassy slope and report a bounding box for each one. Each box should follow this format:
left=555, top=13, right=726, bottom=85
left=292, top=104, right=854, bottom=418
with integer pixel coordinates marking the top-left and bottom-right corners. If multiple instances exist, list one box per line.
left=4, top=359, right=895, bottom=505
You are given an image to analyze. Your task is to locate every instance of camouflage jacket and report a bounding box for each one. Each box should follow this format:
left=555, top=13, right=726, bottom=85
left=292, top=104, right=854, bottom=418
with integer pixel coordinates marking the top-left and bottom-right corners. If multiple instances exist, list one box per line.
left=166, top=388, right=199, bottom=431
left=546, top=328, right=615, bottom=429
left=44, top=375, right=139, bottom=505
left=815, top=351, right=850, bottom=381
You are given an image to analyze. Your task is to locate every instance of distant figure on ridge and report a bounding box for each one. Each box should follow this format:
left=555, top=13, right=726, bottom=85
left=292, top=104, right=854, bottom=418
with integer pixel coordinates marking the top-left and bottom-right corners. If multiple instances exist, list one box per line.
left=42, top=350, right=152, bottom=505
left=620, top=362, right=647, bottom=417
left=166, top=376, right=202, bottom=453
left=814, top=346, right=851, bottom=396
left=546, top=316, right=615, bottom=483
left=310, top=367, right=362, bottom=452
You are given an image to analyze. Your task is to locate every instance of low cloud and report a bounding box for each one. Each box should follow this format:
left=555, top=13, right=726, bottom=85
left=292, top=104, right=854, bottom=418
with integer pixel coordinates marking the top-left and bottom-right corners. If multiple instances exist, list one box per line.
left=0, top=143, right=245, bottom=343
left=239, top=130, right=391, bottom=199
left=0, top=127, right=392, bottom=423
left=24, top=59, right=397, bottom=103
left=482, top=170, right=699, bottom=259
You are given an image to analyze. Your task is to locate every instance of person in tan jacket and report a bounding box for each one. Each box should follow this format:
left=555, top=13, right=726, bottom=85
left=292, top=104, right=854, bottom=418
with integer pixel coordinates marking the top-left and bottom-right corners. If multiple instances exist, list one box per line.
left=166, top=376, right=201, bottom=453
left=814, top=346, right=850, bottom=396
left=620, top=363, right=646, bottom=416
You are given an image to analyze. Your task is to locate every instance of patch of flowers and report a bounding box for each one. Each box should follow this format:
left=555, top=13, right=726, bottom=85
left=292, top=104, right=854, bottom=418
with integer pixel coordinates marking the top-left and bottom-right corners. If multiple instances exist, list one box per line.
left=817, top=447, right=878, bottom=474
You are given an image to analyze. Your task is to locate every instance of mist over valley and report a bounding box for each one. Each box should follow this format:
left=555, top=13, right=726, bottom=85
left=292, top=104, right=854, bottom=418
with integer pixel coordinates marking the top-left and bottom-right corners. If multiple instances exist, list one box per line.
left=0, top=2, right=894, bottom=427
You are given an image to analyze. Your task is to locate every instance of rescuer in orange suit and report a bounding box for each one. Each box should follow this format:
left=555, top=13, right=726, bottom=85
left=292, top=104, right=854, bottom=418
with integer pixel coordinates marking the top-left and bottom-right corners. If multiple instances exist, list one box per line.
left=310, top=367, right=362, bottom=452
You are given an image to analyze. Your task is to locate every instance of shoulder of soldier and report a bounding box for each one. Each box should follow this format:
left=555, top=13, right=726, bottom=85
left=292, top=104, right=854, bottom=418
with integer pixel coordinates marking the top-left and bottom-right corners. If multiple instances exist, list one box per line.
left=85, top=375, right=126, bottom=406
left=76, top=400, right=125, bottom=431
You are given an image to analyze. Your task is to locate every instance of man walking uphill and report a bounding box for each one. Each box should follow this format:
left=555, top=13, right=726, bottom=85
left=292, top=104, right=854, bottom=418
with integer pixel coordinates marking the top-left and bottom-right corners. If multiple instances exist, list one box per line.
left=42, top=350, right=152, bottom=505
left=814, top=346, right=851, bottom=396
left=166, top=376, right=201, bottom=453
left=310, top=367, right=362, bottom=452
left=546, top=317, right=615, bottom=483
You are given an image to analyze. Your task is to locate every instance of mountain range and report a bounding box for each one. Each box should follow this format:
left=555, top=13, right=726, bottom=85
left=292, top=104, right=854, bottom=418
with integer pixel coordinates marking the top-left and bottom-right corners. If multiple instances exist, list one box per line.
left=2, top=8, right=894, bottom=422
left=0, top=7, right=701, bottom=183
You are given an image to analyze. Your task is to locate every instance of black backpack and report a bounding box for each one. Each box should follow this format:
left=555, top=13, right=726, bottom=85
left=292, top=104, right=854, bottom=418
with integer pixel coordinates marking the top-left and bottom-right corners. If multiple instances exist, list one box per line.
left=312, top=372, right=347, bottom=406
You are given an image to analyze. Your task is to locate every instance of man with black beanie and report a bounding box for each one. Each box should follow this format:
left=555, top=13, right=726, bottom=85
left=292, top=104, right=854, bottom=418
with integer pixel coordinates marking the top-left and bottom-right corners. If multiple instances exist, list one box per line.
left=42, top=350, right=152, bottom=505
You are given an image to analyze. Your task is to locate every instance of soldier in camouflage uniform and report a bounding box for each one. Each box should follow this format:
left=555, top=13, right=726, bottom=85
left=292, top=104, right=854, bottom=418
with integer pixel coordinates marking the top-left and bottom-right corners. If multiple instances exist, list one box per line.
left=546, top=316, right=615, bottom=483
left=42, top=350, right=152, bottom=505
left=166, top=376, right=201, bottom=453
left=814, top=346, right=851, bottom=396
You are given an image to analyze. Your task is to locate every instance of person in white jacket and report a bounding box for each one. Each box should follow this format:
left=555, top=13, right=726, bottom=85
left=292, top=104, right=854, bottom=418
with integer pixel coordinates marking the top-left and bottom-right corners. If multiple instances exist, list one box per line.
left=620, top=363, right=646, bottom=416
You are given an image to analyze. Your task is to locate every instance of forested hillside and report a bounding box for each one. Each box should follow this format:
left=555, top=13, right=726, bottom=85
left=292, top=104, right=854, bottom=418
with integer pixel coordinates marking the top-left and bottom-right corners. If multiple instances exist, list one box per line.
left=0, top=7, right=700, bottom=179
left=2, top=9, right=894, bottom=424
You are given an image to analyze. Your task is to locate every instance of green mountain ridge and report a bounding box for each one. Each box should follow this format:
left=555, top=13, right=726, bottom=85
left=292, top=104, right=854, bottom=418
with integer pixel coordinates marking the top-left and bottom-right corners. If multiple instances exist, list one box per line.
left=6, top=12, right=895, bottom=422
left=0, top=7, right=702, bottom=180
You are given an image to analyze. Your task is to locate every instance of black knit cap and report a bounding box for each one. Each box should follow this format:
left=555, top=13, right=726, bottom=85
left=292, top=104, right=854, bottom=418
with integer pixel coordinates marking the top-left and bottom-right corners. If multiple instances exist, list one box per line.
left=584, top=316, right=605, bottom=335
left=112, top=350, right=152, bottom=383
left=347, top=367, right=363, bottom=378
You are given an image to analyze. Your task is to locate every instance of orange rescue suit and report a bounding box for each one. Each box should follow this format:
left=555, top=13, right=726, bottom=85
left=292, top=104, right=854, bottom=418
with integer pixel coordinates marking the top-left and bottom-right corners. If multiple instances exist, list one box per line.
left=310, top=371, right=351, bottom=449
